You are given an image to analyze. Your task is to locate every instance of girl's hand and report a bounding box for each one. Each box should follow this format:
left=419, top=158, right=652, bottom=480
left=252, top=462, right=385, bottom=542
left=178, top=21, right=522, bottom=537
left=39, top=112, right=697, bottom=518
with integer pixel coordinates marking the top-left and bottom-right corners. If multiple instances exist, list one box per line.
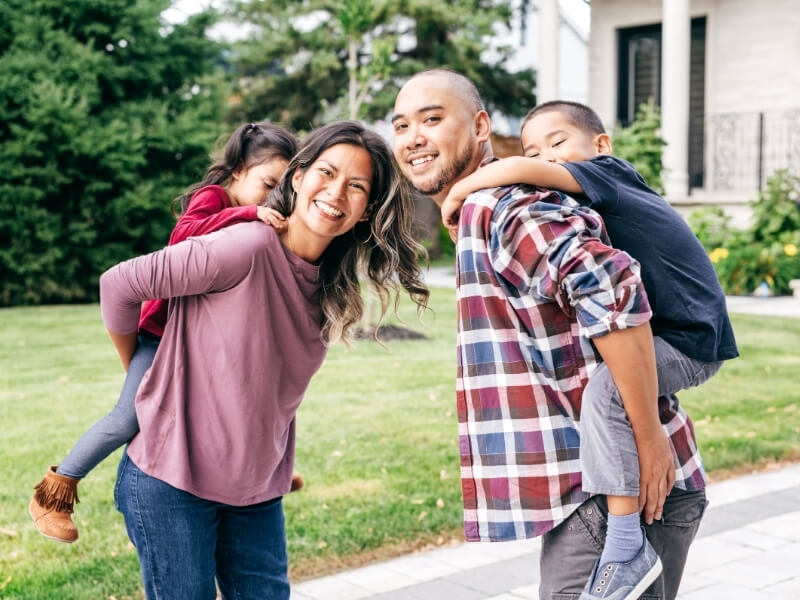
left=257, top=206, right=288, bottom=232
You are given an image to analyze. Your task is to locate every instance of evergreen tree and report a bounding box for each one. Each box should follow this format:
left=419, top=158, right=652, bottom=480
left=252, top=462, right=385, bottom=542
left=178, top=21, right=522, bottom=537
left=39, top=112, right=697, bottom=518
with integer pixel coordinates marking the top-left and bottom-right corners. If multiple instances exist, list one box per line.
left=226, top=0, right=536, bottom=130
left=0, top=0, right=228, bottom=305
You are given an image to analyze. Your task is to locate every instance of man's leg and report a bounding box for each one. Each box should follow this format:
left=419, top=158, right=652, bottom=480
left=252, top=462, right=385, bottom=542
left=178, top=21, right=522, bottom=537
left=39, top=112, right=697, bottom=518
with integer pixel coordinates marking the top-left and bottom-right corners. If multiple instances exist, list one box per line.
left=538, top=488, right=707, bottom=600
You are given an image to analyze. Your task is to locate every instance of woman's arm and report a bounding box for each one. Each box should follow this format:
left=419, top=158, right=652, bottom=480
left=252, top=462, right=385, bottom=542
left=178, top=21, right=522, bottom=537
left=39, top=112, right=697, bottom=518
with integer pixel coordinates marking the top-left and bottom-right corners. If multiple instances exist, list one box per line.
left=441, top=156, right=584, bottom=228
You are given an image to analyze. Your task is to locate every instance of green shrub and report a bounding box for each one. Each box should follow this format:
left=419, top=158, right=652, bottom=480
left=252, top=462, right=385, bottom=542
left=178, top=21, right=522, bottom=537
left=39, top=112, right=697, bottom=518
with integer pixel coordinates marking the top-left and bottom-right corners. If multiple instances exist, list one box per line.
left=692, top=169, right=800, bottom=295
left=613, top=100, right=666, bottom=194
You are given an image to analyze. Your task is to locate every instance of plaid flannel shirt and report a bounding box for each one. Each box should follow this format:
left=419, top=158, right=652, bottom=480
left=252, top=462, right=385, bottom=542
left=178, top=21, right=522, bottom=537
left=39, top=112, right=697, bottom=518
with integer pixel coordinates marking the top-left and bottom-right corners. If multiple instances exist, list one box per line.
left=456, top=184, right=706, bottom=542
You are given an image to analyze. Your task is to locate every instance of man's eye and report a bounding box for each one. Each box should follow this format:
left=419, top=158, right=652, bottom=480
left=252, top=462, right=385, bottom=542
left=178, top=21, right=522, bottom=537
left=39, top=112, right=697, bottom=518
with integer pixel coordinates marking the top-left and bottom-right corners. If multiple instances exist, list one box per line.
left=394, top=123, right=407, bottom=132
left=425, top=116, right=440, bottom=124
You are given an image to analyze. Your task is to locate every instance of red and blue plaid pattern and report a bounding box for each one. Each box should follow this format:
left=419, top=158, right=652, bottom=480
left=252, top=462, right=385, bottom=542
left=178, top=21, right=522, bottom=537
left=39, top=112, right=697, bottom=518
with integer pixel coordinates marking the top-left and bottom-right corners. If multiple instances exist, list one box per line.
left=455, top=184, right=706, bottom=542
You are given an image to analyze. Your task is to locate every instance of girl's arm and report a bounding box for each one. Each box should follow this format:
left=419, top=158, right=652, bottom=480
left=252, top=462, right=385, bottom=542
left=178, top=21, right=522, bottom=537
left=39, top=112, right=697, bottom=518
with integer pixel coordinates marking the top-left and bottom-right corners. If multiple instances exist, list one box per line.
left=108, top=330, right=138, bottom=371
left=441, top=156, right=584, bottom=228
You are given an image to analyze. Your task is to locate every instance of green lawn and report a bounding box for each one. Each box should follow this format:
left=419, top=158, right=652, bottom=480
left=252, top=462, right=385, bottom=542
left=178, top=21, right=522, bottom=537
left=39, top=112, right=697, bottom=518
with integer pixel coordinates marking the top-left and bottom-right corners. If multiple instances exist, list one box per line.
left=1, top=290, right=798, bottom=599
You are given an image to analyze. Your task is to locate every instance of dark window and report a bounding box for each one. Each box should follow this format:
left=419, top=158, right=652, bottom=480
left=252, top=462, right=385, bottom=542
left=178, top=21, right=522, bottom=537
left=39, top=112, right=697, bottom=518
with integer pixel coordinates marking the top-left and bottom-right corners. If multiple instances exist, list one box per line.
left=617, top=18, right=707, bottom=190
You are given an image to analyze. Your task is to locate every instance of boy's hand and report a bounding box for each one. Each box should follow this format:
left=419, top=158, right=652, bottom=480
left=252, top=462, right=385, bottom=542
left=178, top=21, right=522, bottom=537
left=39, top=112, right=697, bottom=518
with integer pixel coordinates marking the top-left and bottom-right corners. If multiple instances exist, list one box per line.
left=257, top=206, right=288, bottom=232
left=441, top=183, right=469, bottom=230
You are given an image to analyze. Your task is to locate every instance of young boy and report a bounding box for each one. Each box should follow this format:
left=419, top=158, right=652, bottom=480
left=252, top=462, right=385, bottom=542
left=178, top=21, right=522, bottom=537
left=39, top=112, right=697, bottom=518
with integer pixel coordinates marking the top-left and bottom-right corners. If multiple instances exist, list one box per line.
left=441, top=100, right=738, bottom=599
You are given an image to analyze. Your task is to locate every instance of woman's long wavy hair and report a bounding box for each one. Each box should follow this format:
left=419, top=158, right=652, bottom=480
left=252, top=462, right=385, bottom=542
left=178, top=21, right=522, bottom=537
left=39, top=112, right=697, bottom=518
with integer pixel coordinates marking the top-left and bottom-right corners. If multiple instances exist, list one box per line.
left=172, top=121, right=298, bottom=215
left=267, top=121, right=429, bottom=344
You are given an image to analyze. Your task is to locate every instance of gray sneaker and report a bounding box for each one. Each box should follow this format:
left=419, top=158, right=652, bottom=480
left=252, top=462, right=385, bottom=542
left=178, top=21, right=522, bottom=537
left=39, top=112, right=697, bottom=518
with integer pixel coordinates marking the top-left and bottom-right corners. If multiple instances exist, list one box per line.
left=578, top=530, right=663, bottom=600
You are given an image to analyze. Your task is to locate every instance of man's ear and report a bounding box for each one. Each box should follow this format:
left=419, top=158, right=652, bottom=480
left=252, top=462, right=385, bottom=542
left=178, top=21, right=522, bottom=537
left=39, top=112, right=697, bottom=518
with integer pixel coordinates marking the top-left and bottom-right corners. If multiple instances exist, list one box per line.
left=595, top=133, right=613, bottom=155
left=474, top=110, right=492, bottom=144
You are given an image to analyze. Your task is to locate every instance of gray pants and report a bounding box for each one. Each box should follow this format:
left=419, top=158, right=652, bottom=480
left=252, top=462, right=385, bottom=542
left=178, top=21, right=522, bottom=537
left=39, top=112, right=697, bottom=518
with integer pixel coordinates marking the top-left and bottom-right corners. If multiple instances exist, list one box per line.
left=58, top=335, right=159, bottom=479
left=538, top=337, right=720, bottom=599
left=580, top=337, right=722, bottom=496
left=539, top=487, right=707, bottom=599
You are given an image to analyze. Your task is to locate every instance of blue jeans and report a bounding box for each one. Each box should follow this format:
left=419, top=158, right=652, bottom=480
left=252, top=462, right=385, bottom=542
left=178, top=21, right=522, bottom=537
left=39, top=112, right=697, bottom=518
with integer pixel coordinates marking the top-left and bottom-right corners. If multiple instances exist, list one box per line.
left=114, top=452, right=289, bottom=600
left=58, top=334, right=160, bottom=479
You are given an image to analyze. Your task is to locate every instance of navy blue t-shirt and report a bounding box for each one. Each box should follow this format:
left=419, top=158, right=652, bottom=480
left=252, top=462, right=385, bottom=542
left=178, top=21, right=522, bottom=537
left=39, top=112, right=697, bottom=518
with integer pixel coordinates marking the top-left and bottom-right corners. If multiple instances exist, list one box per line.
left=563, top=155, right=738, bottom=363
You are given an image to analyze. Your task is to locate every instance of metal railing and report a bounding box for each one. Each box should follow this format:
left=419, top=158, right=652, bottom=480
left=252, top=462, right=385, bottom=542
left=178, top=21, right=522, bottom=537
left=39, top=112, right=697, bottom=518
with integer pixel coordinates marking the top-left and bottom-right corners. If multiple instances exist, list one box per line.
left=705, top=108, right=800, bottom=192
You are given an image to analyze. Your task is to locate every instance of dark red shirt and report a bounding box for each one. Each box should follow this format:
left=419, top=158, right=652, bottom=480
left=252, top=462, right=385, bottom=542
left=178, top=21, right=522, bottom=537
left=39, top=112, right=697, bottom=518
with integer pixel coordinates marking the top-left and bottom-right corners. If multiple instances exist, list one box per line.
left=137, top=185, right=259, bottom=336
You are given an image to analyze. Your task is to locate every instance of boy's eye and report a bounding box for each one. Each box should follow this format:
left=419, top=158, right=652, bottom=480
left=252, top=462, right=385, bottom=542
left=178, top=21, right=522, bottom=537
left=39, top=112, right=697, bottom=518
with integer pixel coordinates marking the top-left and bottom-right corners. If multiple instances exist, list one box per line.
left=527, top=152, right=539, bottom=159
left=553, top=139, right=565, bottom=147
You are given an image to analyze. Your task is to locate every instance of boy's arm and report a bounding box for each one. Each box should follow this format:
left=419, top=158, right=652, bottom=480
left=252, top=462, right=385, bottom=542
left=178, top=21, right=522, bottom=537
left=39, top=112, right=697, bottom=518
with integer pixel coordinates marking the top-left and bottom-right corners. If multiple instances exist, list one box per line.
left=441, top=156, right=584, bottom=228
left=592, top=325, right=675, bottom=524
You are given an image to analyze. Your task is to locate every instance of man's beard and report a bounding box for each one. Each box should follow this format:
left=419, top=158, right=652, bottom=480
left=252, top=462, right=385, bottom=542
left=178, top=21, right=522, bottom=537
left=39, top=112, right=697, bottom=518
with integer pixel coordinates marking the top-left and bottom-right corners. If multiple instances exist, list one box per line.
left=411, top=143, right=474, bottom=196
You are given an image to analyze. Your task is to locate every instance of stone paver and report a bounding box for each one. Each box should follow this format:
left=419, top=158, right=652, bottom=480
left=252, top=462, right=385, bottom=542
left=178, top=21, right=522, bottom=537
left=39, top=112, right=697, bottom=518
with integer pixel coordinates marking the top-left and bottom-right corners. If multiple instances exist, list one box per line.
left=292, top=464, right=800, bottom=600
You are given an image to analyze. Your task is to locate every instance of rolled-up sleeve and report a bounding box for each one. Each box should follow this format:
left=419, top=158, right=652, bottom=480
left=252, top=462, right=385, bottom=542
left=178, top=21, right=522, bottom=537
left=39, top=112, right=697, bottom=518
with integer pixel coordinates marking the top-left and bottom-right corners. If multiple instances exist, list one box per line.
left=490, top=193, right=652, bottom=339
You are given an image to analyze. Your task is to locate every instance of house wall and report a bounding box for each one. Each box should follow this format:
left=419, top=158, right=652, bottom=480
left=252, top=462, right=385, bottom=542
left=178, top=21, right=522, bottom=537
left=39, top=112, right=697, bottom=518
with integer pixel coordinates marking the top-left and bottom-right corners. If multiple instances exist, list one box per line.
left=589, top=0, right=799, bottom=126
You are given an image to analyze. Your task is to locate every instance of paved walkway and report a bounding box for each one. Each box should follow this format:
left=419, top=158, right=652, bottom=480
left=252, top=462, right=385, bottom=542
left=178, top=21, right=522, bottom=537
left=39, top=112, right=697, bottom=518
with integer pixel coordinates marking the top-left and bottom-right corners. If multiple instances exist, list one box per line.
left=293, top=463, right=800, bottom=599
left=292, top=269, right=800, bottom=599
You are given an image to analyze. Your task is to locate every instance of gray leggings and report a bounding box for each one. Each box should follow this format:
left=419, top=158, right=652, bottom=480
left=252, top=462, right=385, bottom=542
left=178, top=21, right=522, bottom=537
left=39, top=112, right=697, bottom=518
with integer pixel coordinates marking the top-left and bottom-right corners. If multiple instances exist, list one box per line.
left=58, top=335, right=159, bottom=479
left=579, top=337, right=722, bottom=496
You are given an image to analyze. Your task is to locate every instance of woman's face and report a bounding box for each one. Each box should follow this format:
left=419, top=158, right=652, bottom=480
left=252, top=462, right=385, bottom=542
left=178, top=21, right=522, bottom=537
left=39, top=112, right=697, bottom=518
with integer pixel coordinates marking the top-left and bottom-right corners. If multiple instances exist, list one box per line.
left=290, top=143, right=372, bottom=243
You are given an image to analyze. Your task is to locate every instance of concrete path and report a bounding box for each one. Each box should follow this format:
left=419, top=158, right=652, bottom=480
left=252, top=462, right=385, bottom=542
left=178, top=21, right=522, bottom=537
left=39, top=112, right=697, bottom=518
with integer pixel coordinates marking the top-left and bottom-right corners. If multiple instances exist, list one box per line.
left=293, top=463, right=800, bottom=599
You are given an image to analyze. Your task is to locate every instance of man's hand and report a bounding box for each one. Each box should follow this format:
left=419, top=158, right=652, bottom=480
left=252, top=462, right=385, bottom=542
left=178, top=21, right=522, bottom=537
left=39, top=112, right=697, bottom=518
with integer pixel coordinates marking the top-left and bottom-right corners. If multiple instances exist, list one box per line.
left=257, top=206, right=288, bottom=232
left=635, top=424, right=675, bottom=523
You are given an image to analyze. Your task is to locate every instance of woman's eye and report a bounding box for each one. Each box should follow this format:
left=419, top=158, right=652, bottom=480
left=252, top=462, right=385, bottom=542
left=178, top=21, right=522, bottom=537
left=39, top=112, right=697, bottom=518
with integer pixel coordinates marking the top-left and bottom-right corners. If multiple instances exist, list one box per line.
left=320, top=168, right=332, bottom=176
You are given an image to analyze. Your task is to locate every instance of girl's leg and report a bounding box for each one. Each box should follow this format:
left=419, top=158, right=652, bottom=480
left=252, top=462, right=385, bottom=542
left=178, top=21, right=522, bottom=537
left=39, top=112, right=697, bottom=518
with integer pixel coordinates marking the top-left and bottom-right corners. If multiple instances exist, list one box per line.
left=114, top=451, right=219, bottom=599
left=58, top=335, right=159, bottom=479
left=215, top=497, right=290, bottom=600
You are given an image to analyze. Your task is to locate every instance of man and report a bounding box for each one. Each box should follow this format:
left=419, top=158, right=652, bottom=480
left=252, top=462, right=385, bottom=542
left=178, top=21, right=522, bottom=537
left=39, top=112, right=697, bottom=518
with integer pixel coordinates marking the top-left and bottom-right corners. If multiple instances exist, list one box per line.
left=391, top=69, right=707, bottom=600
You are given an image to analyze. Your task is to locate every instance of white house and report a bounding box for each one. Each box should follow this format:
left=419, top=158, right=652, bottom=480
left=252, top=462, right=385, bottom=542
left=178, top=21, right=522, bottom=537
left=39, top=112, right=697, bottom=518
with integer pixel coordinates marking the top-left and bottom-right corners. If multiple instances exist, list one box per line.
left=581, top=0, right=800, bottom=226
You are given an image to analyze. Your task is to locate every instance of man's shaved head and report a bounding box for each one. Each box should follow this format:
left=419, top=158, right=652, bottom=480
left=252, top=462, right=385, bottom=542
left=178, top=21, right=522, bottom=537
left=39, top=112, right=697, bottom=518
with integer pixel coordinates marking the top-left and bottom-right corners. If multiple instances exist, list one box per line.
left=406, top=69, right=486, bottom=115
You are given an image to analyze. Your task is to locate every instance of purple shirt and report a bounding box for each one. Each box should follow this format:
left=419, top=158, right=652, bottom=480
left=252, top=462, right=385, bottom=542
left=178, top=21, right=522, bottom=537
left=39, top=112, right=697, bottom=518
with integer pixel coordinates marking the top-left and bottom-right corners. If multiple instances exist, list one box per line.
left=100, top=222, right=326, bottom=505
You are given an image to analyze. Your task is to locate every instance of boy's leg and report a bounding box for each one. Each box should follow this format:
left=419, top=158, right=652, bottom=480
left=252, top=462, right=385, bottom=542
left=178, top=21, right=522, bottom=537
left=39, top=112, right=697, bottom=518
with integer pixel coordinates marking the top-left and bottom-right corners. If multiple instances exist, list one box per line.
left=58, top=335, right=159, bottom=479
left=215, top=497, right=289, bottom=600
left=539, top=489, right=706, bottom=600
left=114, top=451, right=219, bottom=599
left=653, top=337, right=722, bottom=398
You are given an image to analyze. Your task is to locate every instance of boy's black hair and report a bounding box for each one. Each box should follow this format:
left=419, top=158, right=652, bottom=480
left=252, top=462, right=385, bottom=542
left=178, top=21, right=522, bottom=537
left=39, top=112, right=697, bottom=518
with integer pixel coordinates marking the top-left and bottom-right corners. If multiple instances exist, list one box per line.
left=522, top=100, right=606, bottom=136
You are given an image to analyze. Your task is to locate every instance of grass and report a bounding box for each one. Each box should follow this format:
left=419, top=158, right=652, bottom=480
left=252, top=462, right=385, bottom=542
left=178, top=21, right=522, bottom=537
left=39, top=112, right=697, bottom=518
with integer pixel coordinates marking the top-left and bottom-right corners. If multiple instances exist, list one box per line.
left=1, top=290, right=798, bottom=598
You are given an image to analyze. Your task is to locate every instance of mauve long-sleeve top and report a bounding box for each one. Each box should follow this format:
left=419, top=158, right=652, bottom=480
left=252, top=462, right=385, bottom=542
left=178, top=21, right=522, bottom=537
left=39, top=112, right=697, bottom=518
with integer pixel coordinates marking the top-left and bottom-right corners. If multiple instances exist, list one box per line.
left=100, top=222, right=327, bottom=505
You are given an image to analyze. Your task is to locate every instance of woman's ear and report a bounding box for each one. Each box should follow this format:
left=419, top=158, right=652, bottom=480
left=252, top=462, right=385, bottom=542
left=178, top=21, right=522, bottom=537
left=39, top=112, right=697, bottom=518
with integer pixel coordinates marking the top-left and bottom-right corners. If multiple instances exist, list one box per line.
left=291, top=168, right=303, bottom=193
left=595, top=133, right=613, bottom=155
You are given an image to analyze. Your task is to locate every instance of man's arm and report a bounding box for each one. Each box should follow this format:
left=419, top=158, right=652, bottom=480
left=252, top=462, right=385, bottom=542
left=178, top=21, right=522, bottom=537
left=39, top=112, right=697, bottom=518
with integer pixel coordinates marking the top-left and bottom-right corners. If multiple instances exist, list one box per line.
left=592, top=323, right=674, bottom=523
left=441, top=156, right=583, bottom=228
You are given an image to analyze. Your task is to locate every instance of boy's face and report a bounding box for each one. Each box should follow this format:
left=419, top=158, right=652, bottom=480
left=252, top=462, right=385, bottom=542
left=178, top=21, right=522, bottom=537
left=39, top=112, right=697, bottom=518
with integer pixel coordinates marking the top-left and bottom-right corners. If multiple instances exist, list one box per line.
left=520, top=110, right=607, bottom=164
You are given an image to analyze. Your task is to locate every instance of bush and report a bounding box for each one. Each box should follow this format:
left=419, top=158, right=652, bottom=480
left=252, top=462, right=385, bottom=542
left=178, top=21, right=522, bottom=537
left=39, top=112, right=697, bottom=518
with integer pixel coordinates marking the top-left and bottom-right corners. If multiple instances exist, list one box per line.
left=691, top=170, right=800, bottom=295
left=613, top=100, right=666, bottom=194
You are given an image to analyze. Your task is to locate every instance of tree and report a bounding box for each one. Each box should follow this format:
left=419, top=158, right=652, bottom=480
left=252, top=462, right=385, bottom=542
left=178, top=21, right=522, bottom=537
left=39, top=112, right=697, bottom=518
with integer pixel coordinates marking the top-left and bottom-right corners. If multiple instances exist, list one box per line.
left=0, top=0, right=229, bottom=305
left=226, top=0, right=536, bottom=130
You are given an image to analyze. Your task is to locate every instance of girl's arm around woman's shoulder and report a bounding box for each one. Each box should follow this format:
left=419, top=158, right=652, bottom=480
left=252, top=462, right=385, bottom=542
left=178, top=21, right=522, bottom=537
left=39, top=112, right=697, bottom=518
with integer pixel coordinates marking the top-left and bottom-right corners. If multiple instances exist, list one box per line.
left=169, top=185, right=259, bottom=244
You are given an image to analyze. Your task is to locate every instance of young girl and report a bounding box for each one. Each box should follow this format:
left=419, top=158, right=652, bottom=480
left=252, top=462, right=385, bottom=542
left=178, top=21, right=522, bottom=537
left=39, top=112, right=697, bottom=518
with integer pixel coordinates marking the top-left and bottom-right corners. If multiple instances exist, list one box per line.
left=29, top=121, right=301, bottom=543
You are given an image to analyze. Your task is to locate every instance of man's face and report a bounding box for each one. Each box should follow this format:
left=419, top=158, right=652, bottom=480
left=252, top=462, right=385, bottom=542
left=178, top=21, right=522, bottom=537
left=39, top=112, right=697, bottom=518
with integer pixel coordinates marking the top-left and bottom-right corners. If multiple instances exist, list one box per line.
left=392, top=76, right=480, bottom=201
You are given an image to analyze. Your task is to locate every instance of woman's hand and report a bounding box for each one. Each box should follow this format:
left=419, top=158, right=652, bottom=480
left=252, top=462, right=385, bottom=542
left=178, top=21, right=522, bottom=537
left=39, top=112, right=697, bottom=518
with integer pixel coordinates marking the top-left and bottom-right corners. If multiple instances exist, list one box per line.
left=257, top=206, right=288, bottom=232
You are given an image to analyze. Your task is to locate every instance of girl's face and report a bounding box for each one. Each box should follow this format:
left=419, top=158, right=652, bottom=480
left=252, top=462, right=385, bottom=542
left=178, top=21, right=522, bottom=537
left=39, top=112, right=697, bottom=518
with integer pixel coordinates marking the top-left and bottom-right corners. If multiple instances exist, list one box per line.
left=228, top=158, right=289, bottom=207
left=289, top=144, right=372, bottom=244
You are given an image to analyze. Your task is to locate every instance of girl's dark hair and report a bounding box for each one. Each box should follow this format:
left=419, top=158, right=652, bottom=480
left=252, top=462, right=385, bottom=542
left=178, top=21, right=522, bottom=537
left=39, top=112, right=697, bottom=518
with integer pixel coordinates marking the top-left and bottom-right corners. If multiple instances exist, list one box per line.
left=522, top=100, right=606, bottom=136
left=173, top=122, right=298, bottom=215
left=267, top=121, right=430, bottom=344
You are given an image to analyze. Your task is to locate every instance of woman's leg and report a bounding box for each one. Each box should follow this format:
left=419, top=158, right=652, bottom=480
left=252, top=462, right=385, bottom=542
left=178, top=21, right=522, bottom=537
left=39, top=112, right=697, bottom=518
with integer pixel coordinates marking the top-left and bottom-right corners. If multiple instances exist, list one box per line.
left=114, top=452, right=219, bottom=600
left=58, top=335, right=159, bottom=479
left=215, top=497, right=290, bottom=600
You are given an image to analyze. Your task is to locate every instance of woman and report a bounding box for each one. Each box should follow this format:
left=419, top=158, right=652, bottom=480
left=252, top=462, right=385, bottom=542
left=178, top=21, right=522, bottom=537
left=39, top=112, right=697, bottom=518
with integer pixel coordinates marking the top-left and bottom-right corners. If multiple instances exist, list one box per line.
left=102, top=121, right=429, bottom=599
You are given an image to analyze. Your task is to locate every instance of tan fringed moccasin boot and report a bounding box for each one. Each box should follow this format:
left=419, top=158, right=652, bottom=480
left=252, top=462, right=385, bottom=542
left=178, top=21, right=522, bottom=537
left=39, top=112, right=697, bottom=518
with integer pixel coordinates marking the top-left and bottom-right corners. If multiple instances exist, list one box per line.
left=28, top=466, right=80, bottom=543
left=290, top=472, right=304, bottom=492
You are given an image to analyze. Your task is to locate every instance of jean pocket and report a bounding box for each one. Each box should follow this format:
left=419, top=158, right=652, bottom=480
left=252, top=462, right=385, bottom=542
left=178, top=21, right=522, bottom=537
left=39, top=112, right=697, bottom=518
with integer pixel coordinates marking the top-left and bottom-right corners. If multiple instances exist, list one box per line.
left=113, top=451, right=129, bottom=512
left=662, top=488, right=707, bottom=527
left=574, top=498, right=607, bottom=551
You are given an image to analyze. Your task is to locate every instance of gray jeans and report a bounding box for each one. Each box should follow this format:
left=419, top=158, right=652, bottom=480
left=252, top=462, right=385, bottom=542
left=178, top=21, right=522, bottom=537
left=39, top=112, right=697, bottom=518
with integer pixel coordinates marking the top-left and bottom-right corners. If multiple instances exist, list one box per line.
left=579, top=337, right=722, bottom=496
left=539, top=487, right=707, bottom=599
left=58, top=334, right=159, bottom=479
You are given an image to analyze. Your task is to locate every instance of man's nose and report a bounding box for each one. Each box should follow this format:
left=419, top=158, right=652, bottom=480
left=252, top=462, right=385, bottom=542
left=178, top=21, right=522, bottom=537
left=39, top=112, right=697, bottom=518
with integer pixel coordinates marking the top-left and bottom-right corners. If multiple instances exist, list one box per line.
left=405, top=124, right=424, bottom=148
